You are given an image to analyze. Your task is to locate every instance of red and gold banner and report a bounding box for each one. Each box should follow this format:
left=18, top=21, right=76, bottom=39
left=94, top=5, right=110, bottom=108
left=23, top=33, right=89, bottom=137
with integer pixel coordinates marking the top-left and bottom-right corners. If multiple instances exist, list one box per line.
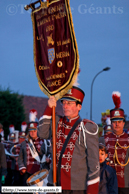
left=31, top=0, right=79, bottom=99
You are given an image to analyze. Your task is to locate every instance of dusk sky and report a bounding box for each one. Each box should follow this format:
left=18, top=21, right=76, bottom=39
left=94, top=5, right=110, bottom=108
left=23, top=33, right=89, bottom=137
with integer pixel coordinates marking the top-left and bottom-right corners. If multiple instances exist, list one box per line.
left=0, top=0, right=129, bottom=123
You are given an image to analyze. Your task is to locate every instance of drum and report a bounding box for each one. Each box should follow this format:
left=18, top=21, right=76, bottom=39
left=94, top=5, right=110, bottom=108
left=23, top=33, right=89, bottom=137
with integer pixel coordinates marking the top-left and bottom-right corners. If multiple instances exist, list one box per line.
left=27, top=169, right=49, bottom=187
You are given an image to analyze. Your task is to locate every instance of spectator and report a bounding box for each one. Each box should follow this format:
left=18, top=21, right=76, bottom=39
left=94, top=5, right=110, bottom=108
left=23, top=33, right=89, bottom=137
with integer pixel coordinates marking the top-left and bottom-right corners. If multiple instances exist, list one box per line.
left=99, top=143, right=118, bottom=194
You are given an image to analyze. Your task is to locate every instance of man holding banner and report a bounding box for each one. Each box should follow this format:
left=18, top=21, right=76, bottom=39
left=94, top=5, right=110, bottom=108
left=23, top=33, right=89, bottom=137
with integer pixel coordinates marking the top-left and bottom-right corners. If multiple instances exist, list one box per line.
left=27, top=0, right=100, bottom=192
left=38, top=86, right=100, bottom=194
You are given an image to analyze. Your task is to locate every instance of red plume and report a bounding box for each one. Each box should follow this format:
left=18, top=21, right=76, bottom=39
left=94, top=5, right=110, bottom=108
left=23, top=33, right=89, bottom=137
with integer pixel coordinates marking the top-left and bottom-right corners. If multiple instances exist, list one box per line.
left=112, top=91, right=121, bottom=109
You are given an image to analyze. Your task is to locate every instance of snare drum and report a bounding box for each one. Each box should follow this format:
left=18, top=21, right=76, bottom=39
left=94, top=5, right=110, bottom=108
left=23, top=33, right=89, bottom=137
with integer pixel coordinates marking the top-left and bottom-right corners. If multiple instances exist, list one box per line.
left=27, top=169, right=49, bottom=187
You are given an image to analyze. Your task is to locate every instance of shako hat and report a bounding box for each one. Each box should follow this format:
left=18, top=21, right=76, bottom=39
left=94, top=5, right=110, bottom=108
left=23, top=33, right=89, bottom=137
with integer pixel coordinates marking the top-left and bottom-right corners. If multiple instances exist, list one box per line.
left=20, top=122, right=27, bottom=137
left=28, top=122, right=38, bottom=131
left=103, top=125, right=112, bottom=134
left=9, top=133, right=16, bottom=140
left=19, top=132, right=26, bottom=138
left=61, top=86, right=85, bottom=104
left=110, top=91, right=124, bottom=121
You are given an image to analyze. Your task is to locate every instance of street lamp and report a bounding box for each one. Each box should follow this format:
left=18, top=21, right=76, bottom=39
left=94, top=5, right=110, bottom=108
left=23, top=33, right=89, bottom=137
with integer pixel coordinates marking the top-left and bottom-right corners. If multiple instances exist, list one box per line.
left=90, top=67, right=110, bottom=121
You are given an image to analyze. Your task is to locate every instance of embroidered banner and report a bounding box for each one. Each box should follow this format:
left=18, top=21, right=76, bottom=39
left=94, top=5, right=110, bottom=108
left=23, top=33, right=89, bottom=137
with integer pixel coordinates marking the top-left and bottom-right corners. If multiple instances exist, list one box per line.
left=31, top=0, right=79, bottom=99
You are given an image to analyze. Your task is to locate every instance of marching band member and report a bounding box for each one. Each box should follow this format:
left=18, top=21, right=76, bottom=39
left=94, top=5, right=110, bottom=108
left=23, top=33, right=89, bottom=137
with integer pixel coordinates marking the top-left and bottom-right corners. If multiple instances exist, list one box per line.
left=101, top=91, right=129, bottom=194
left=4, top=132, right=14, bottom=186
left=38, top=86, right=100, bottom=194
left=7, top=124, right=15, bottom=141
left=4, top=122, right=27, bottom=186
left=18, top=121, right=51, bottom=186
left=8, top=133, right=20, bottom=186
left=19, top=121, right=27, bottom=144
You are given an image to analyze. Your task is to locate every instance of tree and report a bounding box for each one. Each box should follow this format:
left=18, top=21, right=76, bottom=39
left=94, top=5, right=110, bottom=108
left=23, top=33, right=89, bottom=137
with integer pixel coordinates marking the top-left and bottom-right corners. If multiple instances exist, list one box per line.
left=0, top=87, right=26, bottom=139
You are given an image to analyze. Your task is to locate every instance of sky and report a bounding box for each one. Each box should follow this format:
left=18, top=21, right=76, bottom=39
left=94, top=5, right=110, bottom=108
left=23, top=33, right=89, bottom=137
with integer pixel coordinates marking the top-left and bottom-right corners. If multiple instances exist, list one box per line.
left=0, top=0, right=129, bottom=124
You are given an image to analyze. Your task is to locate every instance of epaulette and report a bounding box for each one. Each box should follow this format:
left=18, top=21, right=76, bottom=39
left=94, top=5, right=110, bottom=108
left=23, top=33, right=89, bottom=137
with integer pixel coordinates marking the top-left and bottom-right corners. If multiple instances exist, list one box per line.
left=82, top=119, right=95, bottom=125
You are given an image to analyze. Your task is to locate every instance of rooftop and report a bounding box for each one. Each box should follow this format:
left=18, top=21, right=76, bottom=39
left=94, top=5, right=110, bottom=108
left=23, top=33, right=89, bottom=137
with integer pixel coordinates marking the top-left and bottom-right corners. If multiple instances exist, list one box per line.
left=22, top=95, right=64, bottom=122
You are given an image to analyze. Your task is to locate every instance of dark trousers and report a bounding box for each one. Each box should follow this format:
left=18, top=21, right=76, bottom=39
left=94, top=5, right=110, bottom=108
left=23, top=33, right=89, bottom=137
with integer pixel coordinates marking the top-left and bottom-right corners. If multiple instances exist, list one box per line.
left=118, top=187, right=129, bottom=194
left=12, top=170, right=22, bottom=186
left=21, top=172, right=32, bottom=186
left=5, top=168, right=12, bottom=186
left=21, top=172, right=32, bottom=194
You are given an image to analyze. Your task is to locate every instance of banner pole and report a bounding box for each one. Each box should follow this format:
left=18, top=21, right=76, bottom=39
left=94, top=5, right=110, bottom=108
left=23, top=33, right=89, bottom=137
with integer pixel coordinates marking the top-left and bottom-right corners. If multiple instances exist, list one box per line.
left=24, top=0, right=40, bottom=10
left=52, top=106, right=57, bottom=186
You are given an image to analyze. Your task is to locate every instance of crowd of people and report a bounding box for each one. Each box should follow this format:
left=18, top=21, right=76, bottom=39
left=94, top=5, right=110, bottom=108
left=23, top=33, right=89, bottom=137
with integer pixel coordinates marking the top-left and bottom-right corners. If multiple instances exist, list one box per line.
left=0, top=87, right=129, bottom=194
left=0, top=110, right=52, bottom=193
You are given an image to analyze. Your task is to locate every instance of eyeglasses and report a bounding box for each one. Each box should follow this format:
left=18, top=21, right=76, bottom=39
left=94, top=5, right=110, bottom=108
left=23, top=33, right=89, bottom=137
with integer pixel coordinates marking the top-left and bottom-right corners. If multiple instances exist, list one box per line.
left=61, top=101, right=76, bottom=106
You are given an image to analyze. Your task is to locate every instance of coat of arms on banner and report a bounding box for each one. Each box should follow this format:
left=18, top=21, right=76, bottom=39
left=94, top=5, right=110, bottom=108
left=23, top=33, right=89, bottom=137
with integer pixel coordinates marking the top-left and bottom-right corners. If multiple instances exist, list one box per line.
left=31, top=0, right=79, bottom=99
left=48, top=48, right=55, bottom=64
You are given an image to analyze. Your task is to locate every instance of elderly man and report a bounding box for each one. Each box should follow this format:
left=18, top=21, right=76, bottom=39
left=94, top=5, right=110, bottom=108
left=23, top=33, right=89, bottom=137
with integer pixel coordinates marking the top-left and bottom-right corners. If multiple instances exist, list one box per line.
left=38, top=86, right=100, bottom=194
left=101, top=91, right=129, bottom=194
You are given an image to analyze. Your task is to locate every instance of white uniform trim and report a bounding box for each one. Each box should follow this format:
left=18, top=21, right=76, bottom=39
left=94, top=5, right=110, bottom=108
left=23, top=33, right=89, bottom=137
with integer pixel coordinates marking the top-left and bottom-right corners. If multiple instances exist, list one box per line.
left=19, top=166, right=26, bottom=171
left=87, top=177, right=100, bottom=185
left=39, top=115, right=52, bottom=121
left=78, top=121, right=99, bottom=148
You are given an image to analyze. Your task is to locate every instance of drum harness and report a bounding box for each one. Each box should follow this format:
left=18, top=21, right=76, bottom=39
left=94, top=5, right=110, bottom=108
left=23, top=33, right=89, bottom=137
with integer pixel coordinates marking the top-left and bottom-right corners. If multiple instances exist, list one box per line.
left=27, top=138, right=50, bottom=171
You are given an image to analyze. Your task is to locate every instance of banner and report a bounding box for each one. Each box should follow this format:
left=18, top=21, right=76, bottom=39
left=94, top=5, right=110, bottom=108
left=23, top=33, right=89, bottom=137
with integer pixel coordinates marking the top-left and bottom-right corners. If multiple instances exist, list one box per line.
left=31, top=0, right=79, bottom=99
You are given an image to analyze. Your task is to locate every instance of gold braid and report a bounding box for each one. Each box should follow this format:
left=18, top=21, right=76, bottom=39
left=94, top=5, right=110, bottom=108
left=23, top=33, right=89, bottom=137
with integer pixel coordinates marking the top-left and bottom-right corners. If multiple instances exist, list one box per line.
left=113, top=141, right=129, bottom=167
